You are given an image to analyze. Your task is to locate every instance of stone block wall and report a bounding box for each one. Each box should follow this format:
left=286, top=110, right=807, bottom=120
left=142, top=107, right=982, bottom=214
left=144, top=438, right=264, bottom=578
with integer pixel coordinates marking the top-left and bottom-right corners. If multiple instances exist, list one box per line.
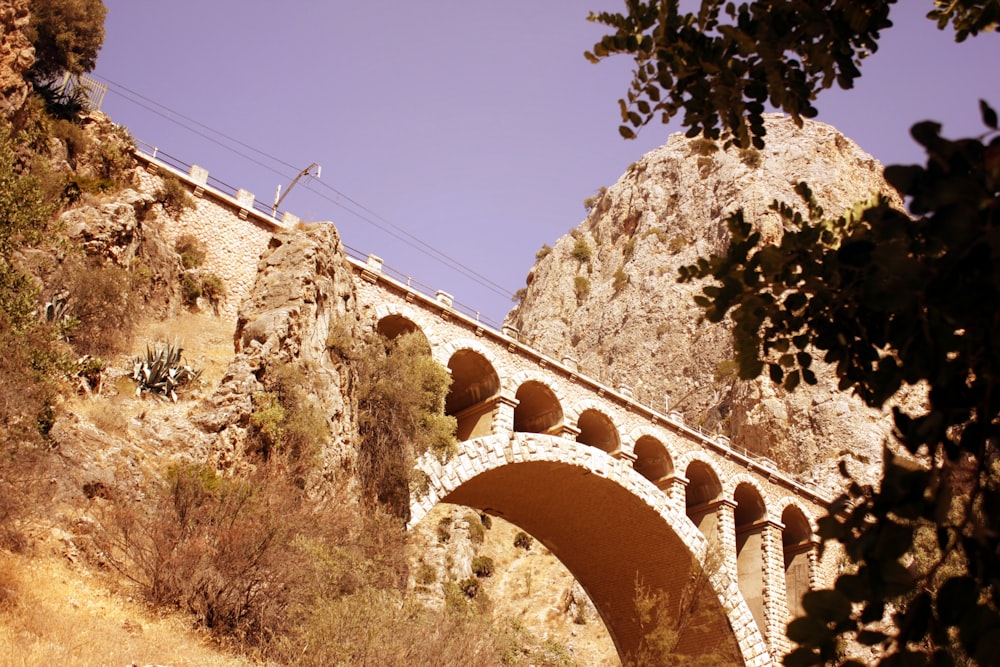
left=135, top=155, right=296, bottom=321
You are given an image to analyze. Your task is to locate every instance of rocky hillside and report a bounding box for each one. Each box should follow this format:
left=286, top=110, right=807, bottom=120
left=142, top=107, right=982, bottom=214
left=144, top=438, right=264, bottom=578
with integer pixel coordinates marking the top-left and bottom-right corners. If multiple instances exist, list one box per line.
left=506, top=117, right=901, bottom=490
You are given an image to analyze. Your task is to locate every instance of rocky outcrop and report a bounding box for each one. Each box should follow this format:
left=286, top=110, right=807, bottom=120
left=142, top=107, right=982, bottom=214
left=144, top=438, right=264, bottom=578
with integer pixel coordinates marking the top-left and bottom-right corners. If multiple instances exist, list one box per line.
left=506, top=116, right=900, bottom=490
left=0, top=0, right=33, bottom=118
left=201, top=223, right=361, bottom=481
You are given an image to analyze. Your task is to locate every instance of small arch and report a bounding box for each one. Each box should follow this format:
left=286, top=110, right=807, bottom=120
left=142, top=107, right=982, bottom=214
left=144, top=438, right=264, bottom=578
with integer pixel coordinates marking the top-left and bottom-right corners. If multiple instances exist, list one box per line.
left=377, top=313, right=420, bottom=340
left=513, top=380, right=563, bottom=435
left=685, top=460, right=723, bottom=539
left=734, top=482, right=768, bottom=636
left=446, top=349, right=501, bottom=441
left=633, top=435, right=673, bottom=485
left=575, top=408, right=621, bottom=454
left=781, top=504, right=814, bottom=619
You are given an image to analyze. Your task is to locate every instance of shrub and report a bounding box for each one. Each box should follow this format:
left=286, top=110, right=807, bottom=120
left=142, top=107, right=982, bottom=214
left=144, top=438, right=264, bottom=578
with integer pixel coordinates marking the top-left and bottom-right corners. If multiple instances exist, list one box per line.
left=570, top=236, right=592, bottom=262
left=436, top=516, right=452, bottom=543
left=573, top=275, right=591, bottom=301
left=97, top=463, right=312, bottom=646
left=612, top=267, right=629, bottom=293
left=471, top=556, right=495, bottom=578
left=514, top=531, right=533, bottom=550
left=62, top=259, right=136, bottom=357
left=159, top=175, right=194, bottom=216
left=130, top=339, right=201, bottom=401
left=465, top=511, right=485, bottom=544
left=458, top=577, right=481, bottom=599
left=325, top=314, right=357, bottom=360
left=174, top=234, right=205, bottom=269
left=247, top=363, right=328, bottom=477
left=415, top=563, right=437, bottom=585
left=583, top=186, right=608, bottom=210
left=667, top=235, right=688, bottom=254
left=198, top=272, right=225, bottom=310
left=535, top=243, right=552, bottom=260
left=512, top=287, right=527, bottom=304
left=180, top=272, right=201, bottom=306
left=739, top=146, right=763, bottom=168
left=27, top=0, right=107, bottom=81
left=355, top=330, right=457, bottom=519
left=623, top=236, right=636, bottom=259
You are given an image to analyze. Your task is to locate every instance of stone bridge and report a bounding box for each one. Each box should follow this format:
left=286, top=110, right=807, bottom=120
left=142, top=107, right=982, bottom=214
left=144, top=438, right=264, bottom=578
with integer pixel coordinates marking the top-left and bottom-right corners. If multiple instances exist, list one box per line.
left=351, top=256, right=831, bottom=667
left=135, top=147, right=833, bottom=667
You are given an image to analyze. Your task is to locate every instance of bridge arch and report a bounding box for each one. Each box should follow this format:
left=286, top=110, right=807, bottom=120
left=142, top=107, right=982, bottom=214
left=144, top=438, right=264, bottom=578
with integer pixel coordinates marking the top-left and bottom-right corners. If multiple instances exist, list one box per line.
left=628, top=426, right=676, bottom=489
left=508, top=371, right=566, bottom=436
left=442, top=339, right=504, bottom=441
left=370, top=304, right=442, bottom=350
left=733, top=480, right=770, bottom=638
left=410, top=433, right=771, bottom=665
left=681, top=454, right=725, bottom=540
left=778, top=500, right=817, bottom=621
left=569, top=401, right=622, bottom=455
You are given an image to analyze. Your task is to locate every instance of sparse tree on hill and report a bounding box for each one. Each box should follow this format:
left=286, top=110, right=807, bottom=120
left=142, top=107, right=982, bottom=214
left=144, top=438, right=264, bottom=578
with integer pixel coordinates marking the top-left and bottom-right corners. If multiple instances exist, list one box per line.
left=588, top=1, right=1000, bottom=664
left=27, top=0, right=107, bottom=82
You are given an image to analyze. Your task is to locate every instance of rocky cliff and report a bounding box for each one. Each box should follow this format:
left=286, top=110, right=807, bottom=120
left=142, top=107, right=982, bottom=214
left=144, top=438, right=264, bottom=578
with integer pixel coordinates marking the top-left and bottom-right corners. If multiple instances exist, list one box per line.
left=506, top=117, right=900, bottom=490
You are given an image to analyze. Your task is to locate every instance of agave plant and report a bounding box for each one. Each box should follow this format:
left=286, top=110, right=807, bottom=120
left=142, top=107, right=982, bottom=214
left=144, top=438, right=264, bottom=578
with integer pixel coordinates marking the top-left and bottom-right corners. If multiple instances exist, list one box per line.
left=131, top=339, right=202, bottom=401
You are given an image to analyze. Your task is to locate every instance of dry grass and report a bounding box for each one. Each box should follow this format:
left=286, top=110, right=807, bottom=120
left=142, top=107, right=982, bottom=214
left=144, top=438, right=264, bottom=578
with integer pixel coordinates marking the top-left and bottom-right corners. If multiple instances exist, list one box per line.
left=138, top=311, right=236, bottom=390
left=0, top=552, right=259, bottom=667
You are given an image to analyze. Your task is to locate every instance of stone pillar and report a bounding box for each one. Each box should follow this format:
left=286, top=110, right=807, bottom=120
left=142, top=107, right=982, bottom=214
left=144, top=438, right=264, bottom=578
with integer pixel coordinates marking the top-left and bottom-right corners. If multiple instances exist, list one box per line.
left=556, top=423, right=581, bottom=440
left=716, top=499, right=738, bottom=577
left=492, top=394, right=519, bottom=435
left=761, top=520, right=789, bottom=657
left=189, top=164, right=209, bottom=185
left=666, top=475, right=689, bottom=513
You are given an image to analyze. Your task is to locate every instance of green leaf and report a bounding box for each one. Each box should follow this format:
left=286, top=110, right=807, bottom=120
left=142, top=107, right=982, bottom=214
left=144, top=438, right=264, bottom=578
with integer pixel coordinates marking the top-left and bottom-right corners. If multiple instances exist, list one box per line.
left=980, top=99, right=998, bottom=129
left=802, top=589, right=852, bottom=623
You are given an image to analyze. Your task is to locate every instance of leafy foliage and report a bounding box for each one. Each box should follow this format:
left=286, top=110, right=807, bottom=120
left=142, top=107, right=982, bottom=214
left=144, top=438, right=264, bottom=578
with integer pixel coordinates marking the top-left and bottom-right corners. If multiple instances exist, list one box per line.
left=27, top=0, right=107, bottom=82
left=680, top=107, right=1000, bottom=664
left=355, top=330, right=457, bottom=520
left=586, top=1, right=998, bottom=147
left=571, top=236, right=593, bottom=262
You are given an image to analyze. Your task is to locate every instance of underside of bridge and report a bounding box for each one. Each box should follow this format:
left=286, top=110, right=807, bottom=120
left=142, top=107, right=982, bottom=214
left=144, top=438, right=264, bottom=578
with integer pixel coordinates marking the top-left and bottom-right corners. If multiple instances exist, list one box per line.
left=439, top=458, right=743, bottom=664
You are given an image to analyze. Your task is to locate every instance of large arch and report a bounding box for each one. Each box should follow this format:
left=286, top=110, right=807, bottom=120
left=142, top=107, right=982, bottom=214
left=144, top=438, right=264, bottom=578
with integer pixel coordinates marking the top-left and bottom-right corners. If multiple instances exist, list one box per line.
left=411, top=434, right=771, bottom=665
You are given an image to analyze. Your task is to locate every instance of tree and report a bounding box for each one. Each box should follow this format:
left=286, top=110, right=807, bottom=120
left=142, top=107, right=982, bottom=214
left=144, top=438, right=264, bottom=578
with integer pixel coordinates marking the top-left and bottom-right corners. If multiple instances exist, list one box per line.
left=27, top=0, right=108, bottom=82
left=355, top=330, right=457, bottom=521
left=588, top=1, right=1000, bottom=664
left=586, top=1, right=998, bottom=147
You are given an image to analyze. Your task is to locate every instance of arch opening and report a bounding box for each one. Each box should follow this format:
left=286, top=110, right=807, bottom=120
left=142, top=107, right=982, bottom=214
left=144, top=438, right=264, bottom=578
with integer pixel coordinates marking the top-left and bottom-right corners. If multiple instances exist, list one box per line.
left=633, top=435, right=673, bottom=487
left=782, top=505, right=813, bottom=620
left=575, top=408, right=620, bottom=454
left=685, top=460, right=723, bottom=539
left=513, top=381, right=563, bottom=435
left=377, top=313, right=420, bottom=341
left=445, top=350, right=500, bottom=441
left=734, top=483, right=768, bottom=637
left=416, top=436, right=749, bottom=665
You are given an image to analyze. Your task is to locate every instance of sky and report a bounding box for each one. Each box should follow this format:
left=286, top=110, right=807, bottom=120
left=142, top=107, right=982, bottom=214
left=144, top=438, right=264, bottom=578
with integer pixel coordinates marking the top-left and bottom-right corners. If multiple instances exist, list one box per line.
left=90, top=1, right=999, bottom=327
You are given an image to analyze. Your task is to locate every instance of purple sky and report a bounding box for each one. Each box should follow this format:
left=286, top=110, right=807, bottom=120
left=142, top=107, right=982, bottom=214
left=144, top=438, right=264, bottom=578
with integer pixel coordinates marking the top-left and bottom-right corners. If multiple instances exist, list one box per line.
left=91, top=1, right=999, bottom=326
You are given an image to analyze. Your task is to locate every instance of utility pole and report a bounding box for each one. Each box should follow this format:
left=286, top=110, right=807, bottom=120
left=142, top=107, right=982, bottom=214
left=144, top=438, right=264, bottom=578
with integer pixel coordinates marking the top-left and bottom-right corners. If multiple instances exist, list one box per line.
left=272, top=163, right=321, bottom=217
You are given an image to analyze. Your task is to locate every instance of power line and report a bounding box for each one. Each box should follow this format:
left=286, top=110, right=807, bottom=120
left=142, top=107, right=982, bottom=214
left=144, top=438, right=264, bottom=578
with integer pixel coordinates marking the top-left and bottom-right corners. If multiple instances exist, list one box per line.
left=97, top=77, right=516, bottom=300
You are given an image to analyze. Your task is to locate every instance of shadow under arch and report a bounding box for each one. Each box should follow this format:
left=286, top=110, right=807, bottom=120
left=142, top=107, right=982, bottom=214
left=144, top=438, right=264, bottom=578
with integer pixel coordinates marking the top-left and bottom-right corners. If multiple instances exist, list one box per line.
left=411, top=434, right=770, bottom=665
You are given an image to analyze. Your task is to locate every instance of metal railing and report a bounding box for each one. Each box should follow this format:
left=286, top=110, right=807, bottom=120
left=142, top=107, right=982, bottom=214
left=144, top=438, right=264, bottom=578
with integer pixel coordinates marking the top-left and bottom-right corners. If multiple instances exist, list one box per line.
left=133, top=140, right=287, bottom=220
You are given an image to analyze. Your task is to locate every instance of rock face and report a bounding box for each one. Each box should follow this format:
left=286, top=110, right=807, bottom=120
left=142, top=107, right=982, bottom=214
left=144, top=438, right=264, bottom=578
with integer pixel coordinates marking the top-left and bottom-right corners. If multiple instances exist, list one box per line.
left=506, top=116, right=898, bottom=489
left=0, top=0, right=33, bottom=117
left=203, top=223, right=360, bottom=479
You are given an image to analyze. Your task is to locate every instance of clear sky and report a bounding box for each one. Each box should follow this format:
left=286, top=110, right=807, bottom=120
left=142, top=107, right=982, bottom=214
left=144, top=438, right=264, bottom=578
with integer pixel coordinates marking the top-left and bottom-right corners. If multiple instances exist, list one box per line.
left=90, top=1, right=998, bottom=326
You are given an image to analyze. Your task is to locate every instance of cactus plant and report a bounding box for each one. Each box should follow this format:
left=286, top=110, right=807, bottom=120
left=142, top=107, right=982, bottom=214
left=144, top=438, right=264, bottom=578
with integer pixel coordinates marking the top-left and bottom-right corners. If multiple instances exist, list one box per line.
left=131, top=339, right=201, bottom=401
